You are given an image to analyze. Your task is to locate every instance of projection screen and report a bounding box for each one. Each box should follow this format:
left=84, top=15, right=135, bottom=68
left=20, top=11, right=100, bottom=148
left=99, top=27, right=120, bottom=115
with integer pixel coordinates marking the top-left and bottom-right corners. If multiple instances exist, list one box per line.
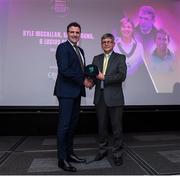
left=0, top=0, right=180, bottom=106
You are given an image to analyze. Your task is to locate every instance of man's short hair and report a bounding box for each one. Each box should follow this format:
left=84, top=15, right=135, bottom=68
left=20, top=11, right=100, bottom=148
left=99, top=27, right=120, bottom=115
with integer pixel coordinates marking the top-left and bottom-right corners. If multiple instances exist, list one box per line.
left=101, top=33, right=115, bottom=42
left=139, top=5, right=155, bottom=20
left=155, top=29, right=170, bottom=42
left=67, top=22, right=81, bottom=32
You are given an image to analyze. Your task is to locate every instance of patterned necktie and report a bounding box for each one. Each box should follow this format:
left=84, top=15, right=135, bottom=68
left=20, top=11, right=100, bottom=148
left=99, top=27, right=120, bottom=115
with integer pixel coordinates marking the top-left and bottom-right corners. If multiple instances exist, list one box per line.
left=102, top=54, right=109, bottom=75
left=74, top=45, right=84, bottom=71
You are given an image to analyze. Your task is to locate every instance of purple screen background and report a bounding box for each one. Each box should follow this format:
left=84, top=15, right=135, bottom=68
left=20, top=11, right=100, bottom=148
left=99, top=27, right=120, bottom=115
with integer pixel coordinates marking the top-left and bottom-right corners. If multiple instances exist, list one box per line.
left=0, top=0, right=179, bottom=106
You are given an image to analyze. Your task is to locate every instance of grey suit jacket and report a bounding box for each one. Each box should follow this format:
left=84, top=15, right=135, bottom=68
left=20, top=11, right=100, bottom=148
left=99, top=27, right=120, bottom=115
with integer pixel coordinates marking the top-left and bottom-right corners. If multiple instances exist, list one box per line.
left=92, top=51, right=127, bottom=106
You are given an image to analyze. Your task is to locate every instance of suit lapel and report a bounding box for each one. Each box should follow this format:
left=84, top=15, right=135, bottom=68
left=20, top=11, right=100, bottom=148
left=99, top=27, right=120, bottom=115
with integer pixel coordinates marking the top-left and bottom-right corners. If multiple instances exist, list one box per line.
left=106, top=52, right=115, bottom=74
left=67, top=41, right=85, bottom=67
left=99, top=54, right=104, bottom=73
left=66, top=41, right=76, bottom=56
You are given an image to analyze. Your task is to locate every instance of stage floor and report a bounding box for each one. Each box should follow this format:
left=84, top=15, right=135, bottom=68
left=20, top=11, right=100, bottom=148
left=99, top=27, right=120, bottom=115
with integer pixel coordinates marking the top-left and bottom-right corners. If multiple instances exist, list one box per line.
left=0, top=131, right=180, bottom=175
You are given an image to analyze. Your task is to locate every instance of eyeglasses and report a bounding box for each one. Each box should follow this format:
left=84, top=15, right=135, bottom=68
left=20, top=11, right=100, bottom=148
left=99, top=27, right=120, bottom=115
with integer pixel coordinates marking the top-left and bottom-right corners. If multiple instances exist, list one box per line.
left=101, top=40, right=113, bottom=45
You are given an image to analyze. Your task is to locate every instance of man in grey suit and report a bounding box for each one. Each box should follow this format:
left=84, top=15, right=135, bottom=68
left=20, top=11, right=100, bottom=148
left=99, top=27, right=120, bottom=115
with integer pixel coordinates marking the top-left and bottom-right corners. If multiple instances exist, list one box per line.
left=92, top=33, right=127, bottom=166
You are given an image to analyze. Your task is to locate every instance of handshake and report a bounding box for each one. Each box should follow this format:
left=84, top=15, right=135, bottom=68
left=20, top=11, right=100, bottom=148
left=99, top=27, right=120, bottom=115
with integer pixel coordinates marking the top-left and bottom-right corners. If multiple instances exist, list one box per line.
left=83, top=64, right=99, bottom=89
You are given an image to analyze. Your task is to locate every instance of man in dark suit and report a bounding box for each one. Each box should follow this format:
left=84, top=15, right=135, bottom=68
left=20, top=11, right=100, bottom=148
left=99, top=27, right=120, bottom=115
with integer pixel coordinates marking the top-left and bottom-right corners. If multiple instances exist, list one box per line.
left=54, top=22, right=92, bottom=172
left=92, top=33, right=127, bottom=166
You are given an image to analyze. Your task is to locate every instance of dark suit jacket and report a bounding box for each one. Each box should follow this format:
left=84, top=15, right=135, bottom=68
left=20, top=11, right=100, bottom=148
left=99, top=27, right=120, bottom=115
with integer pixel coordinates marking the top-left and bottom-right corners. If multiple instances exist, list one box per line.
left=92, top=51, right=127, bottom=106
left=54, top=41, right=86, bottom=98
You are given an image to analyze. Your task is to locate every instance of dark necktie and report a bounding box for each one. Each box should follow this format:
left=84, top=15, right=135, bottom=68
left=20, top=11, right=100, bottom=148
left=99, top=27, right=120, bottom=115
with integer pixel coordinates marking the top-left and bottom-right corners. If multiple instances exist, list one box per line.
left=74, top=45, right=84, bottom=71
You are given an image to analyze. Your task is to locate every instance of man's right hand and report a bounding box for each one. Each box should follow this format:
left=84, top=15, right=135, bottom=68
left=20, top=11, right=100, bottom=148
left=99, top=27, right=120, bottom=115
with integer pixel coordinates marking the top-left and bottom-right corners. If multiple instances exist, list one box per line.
left=83, top=78, right=94, bottom=89
left=96, top=71, right=105, bottom=81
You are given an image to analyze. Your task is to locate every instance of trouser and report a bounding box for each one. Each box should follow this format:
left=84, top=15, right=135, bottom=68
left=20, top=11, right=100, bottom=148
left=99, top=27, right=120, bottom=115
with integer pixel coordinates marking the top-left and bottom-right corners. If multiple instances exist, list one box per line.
left=57, top=96, right=81, bottom=161
left=96, top=91, right=123, bottom=158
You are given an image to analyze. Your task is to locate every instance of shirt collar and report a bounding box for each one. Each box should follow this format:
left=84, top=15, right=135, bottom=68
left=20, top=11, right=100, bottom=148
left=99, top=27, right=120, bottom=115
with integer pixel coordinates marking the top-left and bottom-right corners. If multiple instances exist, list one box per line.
left=117, top=37, right=136, bottom=46
left=68, top=40, right=78, bottom=47
left=104, top=51, right=113, bottom=58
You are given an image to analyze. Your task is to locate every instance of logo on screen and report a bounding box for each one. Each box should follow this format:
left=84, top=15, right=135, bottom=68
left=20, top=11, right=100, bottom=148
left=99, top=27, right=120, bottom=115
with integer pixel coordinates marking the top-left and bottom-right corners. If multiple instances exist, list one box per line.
left=51, top=0, right=70, bottom=17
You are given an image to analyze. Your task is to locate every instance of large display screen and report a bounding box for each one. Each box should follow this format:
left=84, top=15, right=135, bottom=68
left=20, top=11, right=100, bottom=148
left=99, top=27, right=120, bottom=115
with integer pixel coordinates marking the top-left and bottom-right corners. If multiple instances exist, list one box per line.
left=0, top=0, right=180, bottom=106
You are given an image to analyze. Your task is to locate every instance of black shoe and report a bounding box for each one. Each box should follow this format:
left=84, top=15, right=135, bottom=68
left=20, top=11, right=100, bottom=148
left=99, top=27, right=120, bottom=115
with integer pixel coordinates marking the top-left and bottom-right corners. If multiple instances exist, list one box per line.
left=94, top=152, right=107, bottom=161
left=58, top=160, right=77, bottom=172
left=113, top=157, right=123, bottom=166
left=68, top=154, right=86, bottom=163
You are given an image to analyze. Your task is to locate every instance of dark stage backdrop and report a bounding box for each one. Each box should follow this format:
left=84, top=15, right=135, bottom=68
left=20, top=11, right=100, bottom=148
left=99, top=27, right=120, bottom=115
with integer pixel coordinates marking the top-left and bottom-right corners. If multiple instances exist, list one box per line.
left=0, top=0, right=180, bottom=106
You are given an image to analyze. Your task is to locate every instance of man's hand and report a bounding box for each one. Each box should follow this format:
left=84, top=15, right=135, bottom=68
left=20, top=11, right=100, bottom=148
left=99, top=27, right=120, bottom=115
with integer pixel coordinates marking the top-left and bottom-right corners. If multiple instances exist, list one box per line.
left=84, top=78, right=94, bottom=89
left=96, top=71, right=105, bottom=81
